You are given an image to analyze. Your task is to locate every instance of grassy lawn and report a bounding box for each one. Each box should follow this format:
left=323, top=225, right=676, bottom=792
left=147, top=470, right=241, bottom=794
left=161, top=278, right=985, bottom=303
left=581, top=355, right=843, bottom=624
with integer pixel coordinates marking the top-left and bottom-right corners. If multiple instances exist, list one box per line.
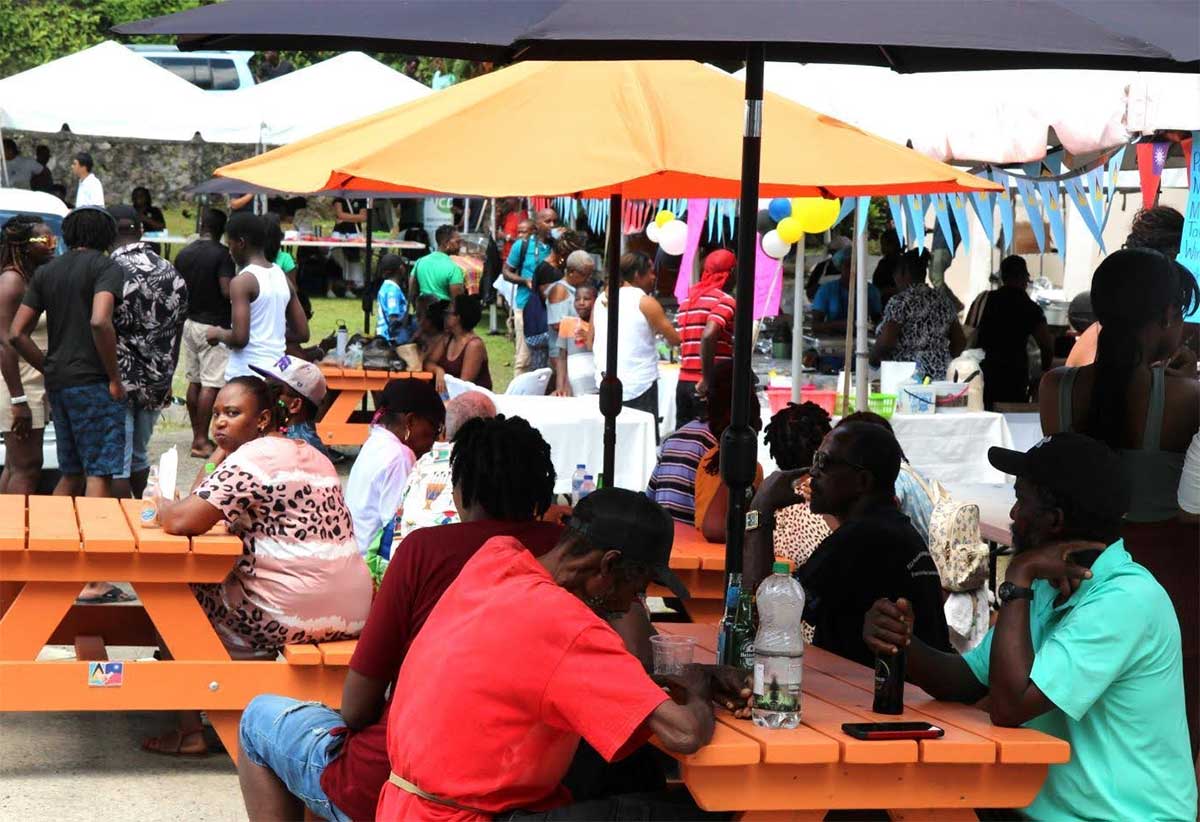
left=170, top=295, right=516, bottom=399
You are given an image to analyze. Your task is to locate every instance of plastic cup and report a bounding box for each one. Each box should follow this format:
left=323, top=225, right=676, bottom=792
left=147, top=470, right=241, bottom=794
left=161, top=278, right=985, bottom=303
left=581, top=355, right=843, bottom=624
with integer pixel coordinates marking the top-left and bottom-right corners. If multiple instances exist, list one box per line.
left=650, top=635, right=697, bottom=675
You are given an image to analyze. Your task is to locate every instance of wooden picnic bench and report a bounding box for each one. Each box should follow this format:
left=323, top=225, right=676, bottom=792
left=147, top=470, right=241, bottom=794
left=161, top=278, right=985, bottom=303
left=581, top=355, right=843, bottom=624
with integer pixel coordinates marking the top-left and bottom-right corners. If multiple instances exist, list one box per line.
left=656, top=623, right=1069, bottom=820
left=0, top=495, right=356, bottom=760
left=648, top=522, right=740, bottom=623
left=316, top=365, right=433, bottom=446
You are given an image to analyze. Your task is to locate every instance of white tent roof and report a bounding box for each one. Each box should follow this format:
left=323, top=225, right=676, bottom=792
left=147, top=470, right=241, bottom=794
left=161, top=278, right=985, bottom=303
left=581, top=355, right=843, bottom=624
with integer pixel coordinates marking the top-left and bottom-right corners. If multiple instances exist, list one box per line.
left=232, top=52, right=431, bottom=145
left=0, top=188, right=69, bottom=217
left=0, top=41, right=258, bottom=143
left=740, top=63, right=1200, bottom=164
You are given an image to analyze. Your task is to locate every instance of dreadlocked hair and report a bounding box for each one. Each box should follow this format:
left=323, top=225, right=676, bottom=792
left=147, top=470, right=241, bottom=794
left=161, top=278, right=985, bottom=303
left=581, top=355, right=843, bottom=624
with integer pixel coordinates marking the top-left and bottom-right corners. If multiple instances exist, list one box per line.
left=764, top=401, right=832, bottom=470
left=62, top=208, right=116, bottom=251
left=225, top=376, right=288, bottom=432
left=1, top=215, right=46, bottom=281
left=1086, top=248, right=1198, bottom=448
left=450, top=414, right=555, bottom=521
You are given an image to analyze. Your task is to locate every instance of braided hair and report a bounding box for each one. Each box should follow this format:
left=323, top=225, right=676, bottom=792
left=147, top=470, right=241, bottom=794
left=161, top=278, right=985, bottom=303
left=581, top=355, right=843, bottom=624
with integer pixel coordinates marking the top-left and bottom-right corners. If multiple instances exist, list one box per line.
left=62, top=207, right=116, bottom=251
left=1086, top=248, right=1198, bottom=448
left=764, top=401, right=832, bottom=470
left=0, top=215, right=47, bottom=281
left=450, top=415, right=555, bottom=521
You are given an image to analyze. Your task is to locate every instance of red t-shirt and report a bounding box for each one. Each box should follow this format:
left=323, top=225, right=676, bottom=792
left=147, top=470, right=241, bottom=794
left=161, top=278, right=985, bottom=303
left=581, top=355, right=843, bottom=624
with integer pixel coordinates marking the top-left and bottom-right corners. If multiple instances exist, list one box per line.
left=677, top=290, right=736, bottom=382
left=320, top=520, right=562, bottom=822
left=500, top=210, right=528, bottom=260
left=375, top=537, right=670, bottom=821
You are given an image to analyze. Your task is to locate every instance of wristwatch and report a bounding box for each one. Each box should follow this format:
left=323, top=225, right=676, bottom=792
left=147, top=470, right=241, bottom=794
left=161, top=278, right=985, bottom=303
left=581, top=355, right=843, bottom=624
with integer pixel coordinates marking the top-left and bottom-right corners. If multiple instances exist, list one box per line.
left=997, top=581, right=1035, bottom=604
left=745, top=509, right=774, bottom=532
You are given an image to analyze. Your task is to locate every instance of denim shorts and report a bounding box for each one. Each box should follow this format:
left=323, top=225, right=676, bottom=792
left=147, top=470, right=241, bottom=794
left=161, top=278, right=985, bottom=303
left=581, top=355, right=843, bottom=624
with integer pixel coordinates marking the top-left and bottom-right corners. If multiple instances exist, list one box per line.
left=239, top=695, right=351, bottom=822
left=48, top=382, right=127, bottom=478
left=118, top=406, right=161, bottom=479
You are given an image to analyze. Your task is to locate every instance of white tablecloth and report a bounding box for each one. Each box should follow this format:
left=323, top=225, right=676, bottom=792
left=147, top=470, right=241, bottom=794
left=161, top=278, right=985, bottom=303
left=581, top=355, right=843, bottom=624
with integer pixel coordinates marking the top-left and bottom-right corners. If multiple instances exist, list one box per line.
left=759, top=411, right=1013, bottom=486
left=493, top=394, right=658, bottom=495
left=658, top=362, right=680, bottom=435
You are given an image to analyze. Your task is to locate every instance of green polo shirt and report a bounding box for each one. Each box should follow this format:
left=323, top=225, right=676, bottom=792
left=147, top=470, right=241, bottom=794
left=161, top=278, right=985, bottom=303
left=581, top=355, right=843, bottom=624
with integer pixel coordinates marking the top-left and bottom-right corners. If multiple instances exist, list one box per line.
left=963, top=541, right=1195, bottom=821
left=413, top=251, right=464, bottom=301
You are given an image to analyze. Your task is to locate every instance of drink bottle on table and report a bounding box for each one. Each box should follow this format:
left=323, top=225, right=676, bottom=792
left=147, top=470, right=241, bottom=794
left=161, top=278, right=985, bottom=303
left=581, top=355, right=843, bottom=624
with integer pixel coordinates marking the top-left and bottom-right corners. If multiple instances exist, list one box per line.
left=752, top=561, right=805, bottom=729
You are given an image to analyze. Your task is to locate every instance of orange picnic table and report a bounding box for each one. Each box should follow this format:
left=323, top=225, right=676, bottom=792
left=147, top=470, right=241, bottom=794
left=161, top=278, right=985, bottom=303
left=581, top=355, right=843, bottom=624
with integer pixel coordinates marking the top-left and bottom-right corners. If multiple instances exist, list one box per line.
left=657, top=623, right=1069, bottom=820
left=316, top=364, right=433, bottom=446
left=648, top=521, right=727, bottom=622
left=0, top=495, right=355, bottom=760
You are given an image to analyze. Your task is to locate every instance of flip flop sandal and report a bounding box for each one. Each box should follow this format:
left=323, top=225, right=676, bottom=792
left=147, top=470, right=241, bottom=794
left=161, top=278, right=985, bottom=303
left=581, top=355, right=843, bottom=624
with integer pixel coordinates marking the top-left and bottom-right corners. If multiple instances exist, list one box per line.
left=76, top=588, right=136, bottom=605
left=141, top=729, right=209, bottom=758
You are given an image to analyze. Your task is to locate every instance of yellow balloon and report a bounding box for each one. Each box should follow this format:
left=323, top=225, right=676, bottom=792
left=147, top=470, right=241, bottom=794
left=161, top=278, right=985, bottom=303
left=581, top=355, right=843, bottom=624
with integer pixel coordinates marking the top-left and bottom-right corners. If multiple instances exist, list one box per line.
left=794, top=197, right=842, bottom=233
left=655, top=209, right=676, bottom=228
left=776, top=216, right=804, bottom=245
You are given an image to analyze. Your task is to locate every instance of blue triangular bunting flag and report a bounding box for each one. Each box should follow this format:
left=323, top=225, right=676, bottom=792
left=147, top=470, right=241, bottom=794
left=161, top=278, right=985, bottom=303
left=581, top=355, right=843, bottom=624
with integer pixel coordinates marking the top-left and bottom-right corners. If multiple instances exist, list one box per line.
left=1036, top=179, right=1067, bottom=256
left=1014, top=175, right=1045, bottom=252
left=993, top=169, right=1015, bottom=252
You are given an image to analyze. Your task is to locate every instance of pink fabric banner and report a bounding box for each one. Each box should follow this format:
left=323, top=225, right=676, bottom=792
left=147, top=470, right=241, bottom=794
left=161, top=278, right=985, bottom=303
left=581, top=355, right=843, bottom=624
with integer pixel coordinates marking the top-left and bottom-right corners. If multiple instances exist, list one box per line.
left=753, top=239, right=783, bottom=320
left=673, top=198, right=709, bottom=303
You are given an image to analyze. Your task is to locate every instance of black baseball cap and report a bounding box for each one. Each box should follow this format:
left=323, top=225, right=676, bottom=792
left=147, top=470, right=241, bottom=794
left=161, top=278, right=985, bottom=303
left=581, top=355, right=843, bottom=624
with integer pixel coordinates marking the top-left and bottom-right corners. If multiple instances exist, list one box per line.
left=379, top=377, right=445, bottom=428
left=108, top=204, right=141, bottom=231
left=987, top=433, right=1131, bottom=520
left=567, top=487, right=689, bottom=600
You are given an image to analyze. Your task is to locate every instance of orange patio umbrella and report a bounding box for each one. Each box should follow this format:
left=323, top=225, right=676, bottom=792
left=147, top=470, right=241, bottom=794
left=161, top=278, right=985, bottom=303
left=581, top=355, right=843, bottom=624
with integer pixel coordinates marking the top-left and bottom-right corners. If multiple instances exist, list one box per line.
left=215, top=59, right=998, bottom=199
left=215, top=58, right=999, bottom=492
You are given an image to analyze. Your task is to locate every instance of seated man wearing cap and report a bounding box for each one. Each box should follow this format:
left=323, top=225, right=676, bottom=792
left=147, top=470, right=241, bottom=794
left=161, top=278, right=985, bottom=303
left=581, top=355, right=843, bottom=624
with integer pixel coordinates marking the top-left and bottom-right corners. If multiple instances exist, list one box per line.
left=863, top=433, right=1196, bottom=821
left=238, top=419, right=709, bottom=821
left=374, top=486, right=744, bottom=821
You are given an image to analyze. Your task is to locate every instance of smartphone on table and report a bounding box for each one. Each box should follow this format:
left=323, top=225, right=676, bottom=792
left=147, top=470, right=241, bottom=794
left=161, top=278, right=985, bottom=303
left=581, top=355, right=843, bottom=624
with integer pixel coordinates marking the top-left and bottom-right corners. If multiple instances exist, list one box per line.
left=841, top=721, right=944, bottom=740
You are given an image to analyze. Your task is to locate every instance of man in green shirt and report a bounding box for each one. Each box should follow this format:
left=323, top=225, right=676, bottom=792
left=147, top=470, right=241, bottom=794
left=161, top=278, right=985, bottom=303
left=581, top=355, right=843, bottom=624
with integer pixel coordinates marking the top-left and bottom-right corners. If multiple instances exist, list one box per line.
left=864, top=433, right=1196, bottom=822
left=413, top=225, right=465, bottom=301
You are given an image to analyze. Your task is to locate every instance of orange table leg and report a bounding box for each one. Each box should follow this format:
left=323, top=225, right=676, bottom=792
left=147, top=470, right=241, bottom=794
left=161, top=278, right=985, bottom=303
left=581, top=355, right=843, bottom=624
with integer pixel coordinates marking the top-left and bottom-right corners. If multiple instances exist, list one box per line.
left=0, top=580, right=24, bottom=618
left=207, top=709, right=243, bottom=762
left=316, top=387, right=367, bottom=446
left=0, top=581, right=79, bottom=659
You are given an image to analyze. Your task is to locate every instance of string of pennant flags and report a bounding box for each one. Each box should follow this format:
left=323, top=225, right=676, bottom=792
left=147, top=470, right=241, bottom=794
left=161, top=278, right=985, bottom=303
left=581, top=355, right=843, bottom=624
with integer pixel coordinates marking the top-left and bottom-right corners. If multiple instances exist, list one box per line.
left=528, top=135, right=1191, bottom=261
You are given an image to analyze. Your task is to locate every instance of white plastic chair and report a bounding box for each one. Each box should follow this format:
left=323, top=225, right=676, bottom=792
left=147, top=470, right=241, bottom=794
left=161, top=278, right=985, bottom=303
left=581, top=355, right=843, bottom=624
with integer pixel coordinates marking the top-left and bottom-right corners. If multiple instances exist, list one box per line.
left=505, top=368, right=552, bottom=396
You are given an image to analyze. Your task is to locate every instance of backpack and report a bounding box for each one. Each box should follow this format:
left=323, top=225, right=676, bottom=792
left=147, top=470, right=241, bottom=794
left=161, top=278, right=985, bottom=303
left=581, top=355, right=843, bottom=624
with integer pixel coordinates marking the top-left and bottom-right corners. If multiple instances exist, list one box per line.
left=909, top=472, right=990, bottom=592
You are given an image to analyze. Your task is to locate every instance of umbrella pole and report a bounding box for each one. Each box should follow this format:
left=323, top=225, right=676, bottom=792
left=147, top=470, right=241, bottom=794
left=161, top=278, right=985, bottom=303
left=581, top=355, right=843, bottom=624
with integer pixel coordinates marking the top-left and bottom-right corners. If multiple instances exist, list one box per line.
left=855, top=219, right=869, bottom=409
left=362, top=200, right=374, bottom=334
left=599, top=193, right=623, bottom=488
left=791, top=232, right=805, bottom=402
left=722, top=44, right=766, bottom=577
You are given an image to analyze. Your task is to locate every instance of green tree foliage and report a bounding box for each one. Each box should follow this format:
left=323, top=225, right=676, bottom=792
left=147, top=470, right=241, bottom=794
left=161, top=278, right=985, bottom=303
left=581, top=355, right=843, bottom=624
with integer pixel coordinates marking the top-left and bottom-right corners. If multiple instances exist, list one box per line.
left=0, top=0, right=218, bottom=76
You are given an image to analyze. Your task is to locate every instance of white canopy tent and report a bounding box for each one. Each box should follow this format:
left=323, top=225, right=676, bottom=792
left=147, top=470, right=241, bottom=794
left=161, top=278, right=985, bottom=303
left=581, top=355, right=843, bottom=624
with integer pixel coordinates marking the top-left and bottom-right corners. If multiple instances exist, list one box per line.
left=231, top=52, right=431, bottom=145
left=0, top=40, right=259, bottom=143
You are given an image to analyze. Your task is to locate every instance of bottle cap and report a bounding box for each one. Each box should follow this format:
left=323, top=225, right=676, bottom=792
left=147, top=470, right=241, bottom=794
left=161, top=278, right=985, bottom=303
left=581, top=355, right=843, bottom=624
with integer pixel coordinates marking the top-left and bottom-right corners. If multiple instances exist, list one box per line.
left=725, top=585, right=740, bottom=606
left=772, top=560, right=791, bottom=575
left=584, top=474, right=593, bottom=480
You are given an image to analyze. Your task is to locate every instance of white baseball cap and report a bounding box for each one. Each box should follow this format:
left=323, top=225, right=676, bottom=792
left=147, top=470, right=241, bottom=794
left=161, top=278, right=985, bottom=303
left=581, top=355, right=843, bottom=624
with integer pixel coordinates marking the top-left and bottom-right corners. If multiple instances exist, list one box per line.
left=250, top=355, right=327, bottom=405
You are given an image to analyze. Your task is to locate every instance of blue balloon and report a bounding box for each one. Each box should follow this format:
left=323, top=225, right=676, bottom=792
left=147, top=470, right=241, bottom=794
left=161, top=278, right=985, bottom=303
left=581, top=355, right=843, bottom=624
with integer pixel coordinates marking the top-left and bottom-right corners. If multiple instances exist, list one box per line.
left=768, top=197, right=792, bottom=221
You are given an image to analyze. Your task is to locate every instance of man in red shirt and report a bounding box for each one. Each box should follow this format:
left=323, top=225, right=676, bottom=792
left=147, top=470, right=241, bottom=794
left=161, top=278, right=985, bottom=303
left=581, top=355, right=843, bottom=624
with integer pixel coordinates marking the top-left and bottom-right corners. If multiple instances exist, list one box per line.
left=675, top=249, right=737, bottom=428
left=236, top=416, right=559, bottom=822
left=376, top=487, right=745, bottom=821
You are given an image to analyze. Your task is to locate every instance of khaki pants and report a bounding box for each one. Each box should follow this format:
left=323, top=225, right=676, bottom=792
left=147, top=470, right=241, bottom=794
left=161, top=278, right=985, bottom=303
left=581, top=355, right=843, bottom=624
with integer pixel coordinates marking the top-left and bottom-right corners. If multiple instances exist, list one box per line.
left=512, top=309, right=531, bottom=376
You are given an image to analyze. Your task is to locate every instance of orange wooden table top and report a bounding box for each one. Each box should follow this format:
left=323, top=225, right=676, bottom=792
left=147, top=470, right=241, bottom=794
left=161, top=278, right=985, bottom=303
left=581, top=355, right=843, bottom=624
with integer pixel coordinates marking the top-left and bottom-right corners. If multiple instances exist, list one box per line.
left=656, top=623, right=1069, bottom=819
left=315, top=365, right=433, bottom=446
left=647, top=522, right=729, bottom=622
left=0, top=495, right=343, bottom=761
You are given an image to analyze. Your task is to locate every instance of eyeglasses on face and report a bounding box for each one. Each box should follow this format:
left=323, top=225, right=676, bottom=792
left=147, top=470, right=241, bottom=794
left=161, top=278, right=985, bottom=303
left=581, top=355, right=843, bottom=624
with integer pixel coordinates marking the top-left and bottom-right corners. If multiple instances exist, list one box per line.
left=26, top=235, right=56, bottom=247
left=812, top=450, right=866, bottom=473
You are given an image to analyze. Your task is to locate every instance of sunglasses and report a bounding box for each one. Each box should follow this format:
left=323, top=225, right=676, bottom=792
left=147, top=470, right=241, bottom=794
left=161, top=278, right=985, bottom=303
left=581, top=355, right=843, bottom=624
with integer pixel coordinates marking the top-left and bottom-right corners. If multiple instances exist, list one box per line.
left=812, top=451, right=866, bottom=473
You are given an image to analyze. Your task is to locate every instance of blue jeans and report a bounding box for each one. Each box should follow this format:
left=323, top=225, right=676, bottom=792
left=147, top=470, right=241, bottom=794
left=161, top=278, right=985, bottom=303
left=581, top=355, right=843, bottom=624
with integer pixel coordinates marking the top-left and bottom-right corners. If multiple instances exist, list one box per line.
left=239, top=695, right=352, bottom=822
left=117, top=406, right=161, bottom=480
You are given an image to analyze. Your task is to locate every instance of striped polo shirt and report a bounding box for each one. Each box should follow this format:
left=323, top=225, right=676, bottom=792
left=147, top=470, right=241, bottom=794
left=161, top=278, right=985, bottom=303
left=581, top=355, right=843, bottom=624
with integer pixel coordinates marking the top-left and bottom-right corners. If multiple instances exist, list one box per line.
left=646, top=420, right=719, bottom=523
left=677, top=290, right=736, bottom=382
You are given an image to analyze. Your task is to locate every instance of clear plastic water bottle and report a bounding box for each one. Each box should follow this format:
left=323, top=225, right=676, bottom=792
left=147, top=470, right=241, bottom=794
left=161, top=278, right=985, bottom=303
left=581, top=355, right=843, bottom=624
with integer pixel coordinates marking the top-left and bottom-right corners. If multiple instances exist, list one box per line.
left=140, top=466, right=161, bottom=529
left=752, top=561, right=805, bottom=729
left=576, top=474, right=596, bottom=503
left=335, top=320, right=349, bottom=365
left=570, top=464, right=587, bottom=502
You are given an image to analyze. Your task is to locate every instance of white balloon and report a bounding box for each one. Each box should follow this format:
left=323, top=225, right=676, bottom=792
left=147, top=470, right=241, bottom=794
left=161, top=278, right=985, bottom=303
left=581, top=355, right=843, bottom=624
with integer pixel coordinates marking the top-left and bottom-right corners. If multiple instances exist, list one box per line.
left=761, top=229, right=790, bottom=259
left=645, top=221, right=661, bottom=243
left=658, top=219, right=689, bottom=255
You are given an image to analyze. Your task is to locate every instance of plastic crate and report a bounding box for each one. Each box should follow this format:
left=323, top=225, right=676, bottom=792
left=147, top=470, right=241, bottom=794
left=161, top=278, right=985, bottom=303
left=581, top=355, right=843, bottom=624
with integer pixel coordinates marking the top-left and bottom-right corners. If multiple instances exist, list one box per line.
left=830, top=392, right=897, bottom=419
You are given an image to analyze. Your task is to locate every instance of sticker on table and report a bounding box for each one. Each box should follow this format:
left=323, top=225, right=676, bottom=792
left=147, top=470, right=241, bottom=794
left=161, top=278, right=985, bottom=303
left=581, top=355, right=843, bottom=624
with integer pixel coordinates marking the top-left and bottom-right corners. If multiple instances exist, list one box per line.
left=88, top=661, right=124, bottom=687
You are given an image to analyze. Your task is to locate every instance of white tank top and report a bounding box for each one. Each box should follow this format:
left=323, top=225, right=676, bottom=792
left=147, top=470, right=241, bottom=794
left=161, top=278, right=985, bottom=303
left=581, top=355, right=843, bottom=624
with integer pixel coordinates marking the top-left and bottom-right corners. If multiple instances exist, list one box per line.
left=592, top=285, right=659, bottom=400
left=226, top=263, right=291, bottom=378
